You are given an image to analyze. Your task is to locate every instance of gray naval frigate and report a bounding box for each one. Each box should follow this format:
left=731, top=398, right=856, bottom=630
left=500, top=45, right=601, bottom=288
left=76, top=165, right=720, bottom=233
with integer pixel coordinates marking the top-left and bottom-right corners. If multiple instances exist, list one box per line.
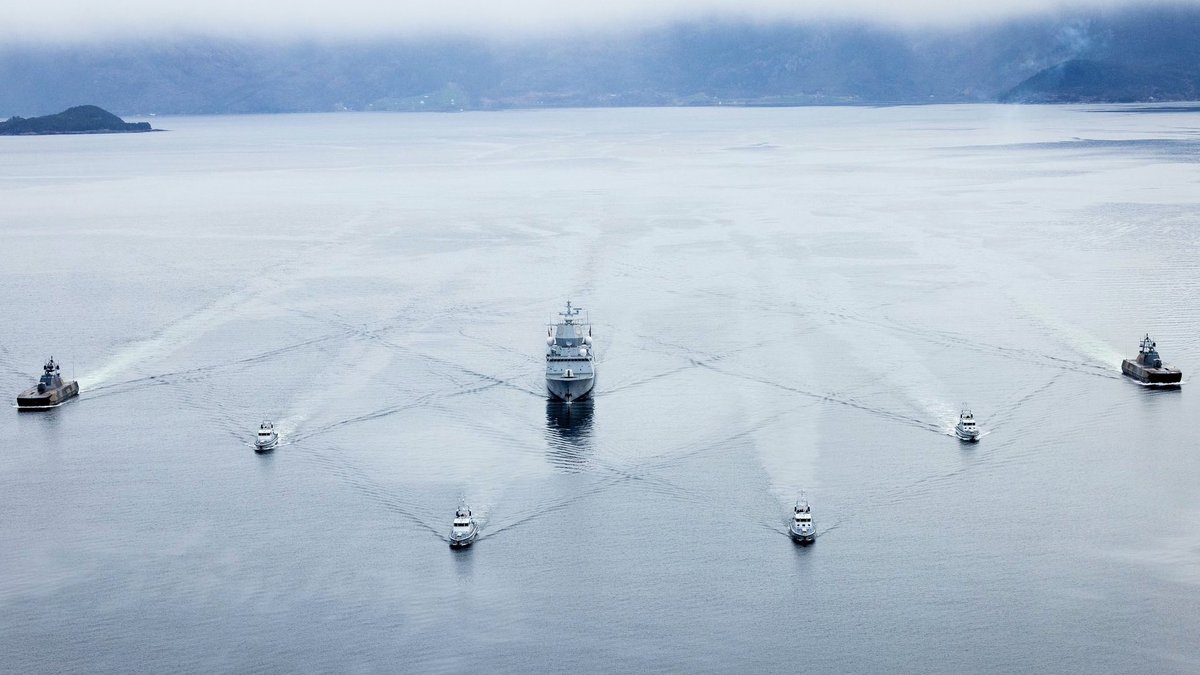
left=545, top=301, right=595, bottom=402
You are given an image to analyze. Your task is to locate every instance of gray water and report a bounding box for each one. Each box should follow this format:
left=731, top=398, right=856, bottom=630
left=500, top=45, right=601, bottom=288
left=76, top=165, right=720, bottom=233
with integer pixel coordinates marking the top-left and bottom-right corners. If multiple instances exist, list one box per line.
left=1, top=105, right=1198, bottom=673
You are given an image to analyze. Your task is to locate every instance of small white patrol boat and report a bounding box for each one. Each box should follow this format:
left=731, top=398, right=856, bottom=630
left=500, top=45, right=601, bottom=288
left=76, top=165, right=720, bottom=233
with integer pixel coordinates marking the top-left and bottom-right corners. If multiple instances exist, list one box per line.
left=789, top=496, right=815, bottom=544
left=254, top=420, right=278, bottom=452
left=955, top=408, right=980, bottom=442
left=449, top=506, right=478, bottom=548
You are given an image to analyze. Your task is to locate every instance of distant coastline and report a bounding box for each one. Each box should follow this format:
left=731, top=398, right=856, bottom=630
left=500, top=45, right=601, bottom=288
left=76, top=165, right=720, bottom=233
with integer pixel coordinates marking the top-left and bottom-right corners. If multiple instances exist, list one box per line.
left=4, top=6, right=1200, bottom=116
left=0, top=105, right=155, bottom=136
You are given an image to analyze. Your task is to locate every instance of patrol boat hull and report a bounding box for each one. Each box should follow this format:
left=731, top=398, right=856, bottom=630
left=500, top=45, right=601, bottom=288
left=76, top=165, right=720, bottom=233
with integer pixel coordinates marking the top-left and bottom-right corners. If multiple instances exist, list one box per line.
left=449, top=524, right=478, bottom=548
left=955, top=427, right=980, bottom=442
left=789, top=528, right=815, bottom=545
left=1122, top=359, right=1182, bottom=385
left=546, top=374, right=595, bottom=402
left=16, top=381, right=79, bottom=410
left=449, top=533, right=477, bottom=548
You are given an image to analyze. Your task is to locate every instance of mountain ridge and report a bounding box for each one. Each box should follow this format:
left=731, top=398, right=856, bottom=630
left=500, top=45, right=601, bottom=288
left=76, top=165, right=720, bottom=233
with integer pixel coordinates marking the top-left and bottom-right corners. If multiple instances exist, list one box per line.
left=2, top=5, right=1199, bottom=115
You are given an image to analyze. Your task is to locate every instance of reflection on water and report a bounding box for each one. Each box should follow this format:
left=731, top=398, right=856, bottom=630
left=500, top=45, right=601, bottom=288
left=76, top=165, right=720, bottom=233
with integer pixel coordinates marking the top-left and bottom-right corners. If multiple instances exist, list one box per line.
left=16, top=403, right=66, bottom=434
left=545, top=399, right=594, bottom=471
left=254, top=445, right=277, bottom=477
left=452, top=542, right=477, bottom=576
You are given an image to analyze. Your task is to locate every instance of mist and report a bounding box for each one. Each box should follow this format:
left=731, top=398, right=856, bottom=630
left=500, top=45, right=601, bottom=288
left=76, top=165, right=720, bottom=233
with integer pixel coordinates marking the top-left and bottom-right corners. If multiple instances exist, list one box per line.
left=5, top=0, right=1191, bottom=41
left=4, top=2, right=1200, bottom=115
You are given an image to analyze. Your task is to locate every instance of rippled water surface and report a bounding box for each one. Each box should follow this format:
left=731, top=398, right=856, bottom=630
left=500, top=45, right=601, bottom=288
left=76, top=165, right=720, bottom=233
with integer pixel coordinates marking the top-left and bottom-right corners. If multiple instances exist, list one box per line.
left=2, top=106, right=1199, bottom=672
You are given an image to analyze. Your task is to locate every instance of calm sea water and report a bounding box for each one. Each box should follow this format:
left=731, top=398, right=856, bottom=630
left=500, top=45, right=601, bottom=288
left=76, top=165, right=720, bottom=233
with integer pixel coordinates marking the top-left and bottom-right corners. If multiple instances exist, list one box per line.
left=1, top=106, right=1198, bottom=673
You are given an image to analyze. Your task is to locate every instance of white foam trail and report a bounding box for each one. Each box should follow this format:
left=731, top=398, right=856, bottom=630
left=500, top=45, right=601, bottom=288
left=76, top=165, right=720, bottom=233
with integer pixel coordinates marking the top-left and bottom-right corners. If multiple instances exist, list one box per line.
left=924, top=396, right=965, bottom=435
left=73, top=211, right=377, bottom=393
left=270, top=413, right=309, bottom=445
left=461, top=483, right=503, bottom=530
left=78, top=282, right=285, bottom=390
left=1015, top=298, right=1126, bottom=369
left=279, top=340, right=394, bottom=438
left=832, top=318, right=955, bottom=430
left=744, top=399, right=821, bottom=506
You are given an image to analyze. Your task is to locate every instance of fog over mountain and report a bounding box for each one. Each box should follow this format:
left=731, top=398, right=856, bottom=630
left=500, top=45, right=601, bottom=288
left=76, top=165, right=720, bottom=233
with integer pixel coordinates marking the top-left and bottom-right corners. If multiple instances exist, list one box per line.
left=2, top=3, right=1199, bottom=115
left=4, top=0, right=1183, bottom=40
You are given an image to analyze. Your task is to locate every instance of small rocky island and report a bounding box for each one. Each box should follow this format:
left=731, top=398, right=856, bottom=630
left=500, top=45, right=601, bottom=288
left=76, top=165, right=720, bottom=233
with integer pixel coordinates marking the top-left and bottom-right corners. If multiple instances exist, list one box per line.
left=0, top=105, right=153, bottom=135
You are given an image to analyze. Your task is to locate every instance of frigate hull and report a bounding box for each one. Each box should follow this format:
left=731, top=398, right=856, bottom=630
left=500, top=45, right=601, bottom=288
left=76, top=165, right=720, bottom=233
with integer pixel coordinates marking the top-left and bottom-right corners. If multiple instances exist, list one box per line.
left=546, top=375, right=595, bottom=402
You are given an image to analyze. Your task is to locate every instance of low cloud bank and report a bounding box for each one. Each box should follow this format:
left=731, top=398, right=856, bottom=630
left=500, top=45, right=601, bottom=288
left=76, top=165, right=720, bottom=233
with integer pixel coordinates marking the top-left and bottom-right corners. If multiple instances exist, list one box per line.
left=0, top=0, right=1179, bottom=42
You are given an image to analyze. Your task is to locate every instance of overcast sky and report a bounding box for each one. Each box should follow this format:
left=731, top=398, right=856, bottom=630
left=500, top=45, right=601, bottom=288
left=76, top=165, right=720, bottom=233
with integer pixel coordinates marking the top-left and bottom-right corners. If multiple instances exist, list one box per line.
left=3, top=0, right=1183, bottom=41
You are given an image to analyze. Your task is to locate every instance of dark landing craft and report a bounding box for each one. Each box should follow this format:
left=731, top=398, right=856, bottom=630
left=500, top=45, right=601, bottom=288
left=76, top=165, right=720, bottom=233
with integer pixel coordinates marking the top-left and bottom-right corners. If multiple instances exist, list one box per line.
left=1122, top=335, right=1182, bottom=385
left=16, top=357, right=79, bottom=410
